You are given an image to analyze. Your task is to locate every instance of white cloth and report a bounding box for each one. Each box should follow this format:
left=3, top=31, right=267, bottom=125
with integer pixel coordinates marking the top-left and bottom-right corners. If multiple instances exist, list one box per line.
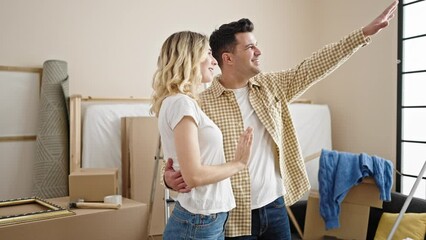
left=158, top=94, right=236, bottom=214
left=82, top=103, right=152, bottom=194
left=232, top=87, right=284, bottom=209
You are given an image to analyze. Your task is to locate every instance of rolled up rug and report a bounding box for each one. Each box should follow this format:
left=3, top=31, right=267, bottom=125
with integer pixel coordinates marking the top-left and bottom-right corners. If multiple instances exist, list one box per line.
left=32, top=60, right=69, bottom=198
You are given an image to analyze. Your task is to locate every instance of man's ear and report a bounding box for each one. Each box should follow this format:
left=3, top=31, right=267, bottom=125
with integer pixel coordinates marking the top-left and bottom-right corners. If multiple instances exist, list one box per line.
left=222, top=52, right=233, bottom=65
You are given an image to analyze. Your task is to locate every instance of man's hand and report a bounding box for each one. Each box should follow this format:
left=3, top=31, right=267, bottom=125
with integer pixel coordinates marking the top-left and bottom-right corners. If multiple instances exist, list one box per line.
left=362, top=0, right=398, bottom=37
left=164, top=158, right=191, bottom=193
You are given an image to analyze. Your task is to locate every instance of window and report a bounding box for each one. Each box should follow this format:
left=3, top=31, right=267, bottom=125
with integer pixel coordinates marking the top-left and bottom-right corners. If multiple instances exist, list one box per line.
left=397, top=0, right=426, bottom=198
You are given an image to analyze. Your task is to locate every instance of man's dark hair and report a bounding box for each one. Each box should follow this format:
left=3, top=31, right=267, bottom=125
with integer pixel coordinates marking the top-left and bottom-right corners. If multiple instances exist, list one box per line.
left=210, top=18, right=254, bottom=67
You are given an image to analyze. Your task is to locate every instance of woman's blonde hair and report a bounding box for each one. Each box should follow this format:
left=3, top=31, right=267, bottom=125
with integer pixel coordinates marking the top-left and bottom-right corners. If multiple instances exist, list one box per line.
left=151, top=31, right=209, bottom=116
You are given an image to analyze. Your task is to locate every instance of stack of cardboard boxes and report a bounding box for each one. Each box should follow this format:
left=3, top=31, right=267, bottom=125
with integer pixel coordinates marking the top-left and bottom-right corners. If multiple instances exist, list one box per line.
left=0, top=168, right=149, bottom=240
left=303, top=178, right=382, bottom=240
left=0, top=196, right=148, bottom=240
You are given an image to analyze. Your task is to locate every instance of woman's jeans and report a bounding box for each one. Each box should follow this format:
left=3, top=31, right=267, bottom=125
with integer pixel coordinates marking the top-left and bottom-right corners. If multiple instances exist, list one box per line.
left=225, top=196, right=291, bottom=240
left=163, top=201, right=228, bottom=240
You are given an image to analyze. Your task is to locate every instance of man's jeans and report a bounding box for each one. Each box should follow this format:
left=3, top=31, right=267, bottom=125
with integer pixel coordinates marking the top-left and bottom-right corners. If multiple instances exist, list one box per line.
left=226, top=196, right=292, bottom=240
left=163, top=201, right=228, bottom=240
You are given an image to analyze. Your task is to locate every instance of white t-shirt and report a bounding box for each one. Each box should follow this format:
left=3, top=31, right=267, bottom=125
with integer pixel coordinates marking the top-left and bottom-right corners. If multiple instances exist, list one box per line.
left=158, top=94, right=236, bottom=214
left=232, top=87, right=285, bottom=209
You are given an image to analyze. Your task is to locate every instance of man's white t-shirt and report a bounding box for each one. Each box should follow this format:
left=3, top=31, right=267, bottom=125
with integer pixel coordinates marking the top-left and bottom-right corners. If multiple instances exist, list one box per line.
left=232, top=87, right=285, bottom=209
left=158, top=94, right=236, bottom=215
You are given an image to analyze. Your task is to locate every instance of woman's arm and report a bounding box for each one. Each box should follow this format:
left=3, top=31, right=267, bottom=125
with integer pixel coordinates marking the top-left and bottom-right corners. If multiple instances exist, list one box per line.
left=174, top=116, right=252, bottom=188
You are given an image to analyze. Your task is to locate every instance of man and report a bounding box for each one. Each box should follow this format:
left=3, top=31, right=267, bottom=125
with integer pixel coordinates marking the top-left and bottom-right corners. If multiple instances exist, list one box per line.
left=164, top=1, right=398, bottom=239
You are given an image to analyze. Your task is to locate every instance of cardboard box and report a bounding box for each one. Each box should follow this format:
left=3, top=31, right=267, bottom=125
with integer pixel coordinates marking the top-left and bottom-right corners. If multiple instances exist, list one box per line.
left=69, top=168, right=118, bottom=202
left=0, top=196, right=148, bottom=240
left=344, top=177, right=382, bottom=208
left=303, top=191, right=370, bottom=240
left=122, top=117, right=166, bottom=236
left=303, top=178, right=383, bottom=240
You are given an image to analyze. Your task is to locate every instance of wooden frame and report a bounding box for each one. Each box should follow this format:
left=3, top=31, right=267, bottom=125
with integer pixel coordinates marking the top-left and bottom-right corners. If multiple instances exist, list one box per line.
left=69, top=95, right=157, bottom=237
left=0, top=197, right=74, bottom=226
left=68, top=94, right=314, bottom=173
left=69, top=95, right=151, bottom=173
left=0, top=66, right=42, bottom=143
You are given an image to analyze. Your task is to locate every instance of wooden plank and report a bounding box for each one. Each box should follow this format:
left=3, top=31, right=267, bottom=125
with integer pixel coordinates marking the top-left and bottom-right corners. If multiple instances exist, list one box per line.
left=0, top=135, right=37, bottom=142
left=69, top=95, right=82, bottom=173
left=0, top=66, right=42, bottom=73
left=82, top=96, right=151, bottom=103
left=121, top=118, right=130, bottom=198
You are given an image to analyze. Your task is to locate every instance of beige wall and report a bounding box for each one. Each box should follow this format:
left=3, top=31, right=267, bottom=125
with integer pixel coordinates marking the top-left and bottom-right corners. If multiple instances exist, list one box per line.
left=302, top=0, right=397, bottom=163
left=0, top=0, right=397, bottom=196
left=0, top=0, right=315, bottom=98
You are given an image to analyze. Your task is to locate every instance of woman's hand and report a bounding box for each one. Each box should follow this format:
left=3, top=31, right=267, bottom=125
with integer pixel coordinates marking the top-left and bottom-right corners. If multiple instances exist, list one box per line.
left=233, top=127, right=254, bottom=168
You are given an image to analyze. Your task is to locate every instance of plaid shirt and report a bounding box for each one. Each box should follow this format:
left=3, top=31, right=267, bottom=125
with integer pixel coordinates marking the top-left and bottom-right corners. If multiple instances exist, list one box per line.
left=198, top=29, right=369, bottom=237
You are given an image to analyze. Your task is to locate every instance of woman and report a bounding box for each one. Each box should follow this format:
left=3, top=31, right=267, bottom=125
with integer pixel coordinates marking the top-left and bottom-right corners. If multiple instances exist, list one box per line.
left=151, top=31, right=253, bottom=240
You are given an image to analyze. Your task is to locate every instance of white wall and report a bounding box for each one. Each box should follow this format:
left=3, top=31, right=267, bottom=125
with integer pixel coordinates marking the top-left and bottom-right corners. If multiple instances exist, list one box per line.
left=0, top=0, right=397, bottom=198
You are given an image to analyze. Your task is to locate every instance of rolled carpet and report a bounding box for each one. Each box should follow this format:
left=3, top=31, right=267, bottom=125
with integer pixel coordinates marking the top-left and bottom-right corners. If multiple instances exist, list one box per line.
left=32, top=60, right=69, bottom=198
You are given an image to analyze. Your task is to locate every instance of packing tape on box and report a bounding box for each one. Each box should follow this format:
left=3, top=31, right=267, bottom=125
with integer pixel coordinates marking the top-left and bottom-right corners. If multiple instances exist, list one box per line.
left=104, top=195, right=122, bottom=205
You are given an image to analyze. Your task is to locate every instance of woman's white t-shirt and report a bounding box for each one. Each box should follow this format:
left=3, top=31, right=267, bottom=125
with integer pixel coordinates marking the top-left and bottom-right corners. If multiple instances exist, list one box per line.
left=158, top=94, right=236, bottom=215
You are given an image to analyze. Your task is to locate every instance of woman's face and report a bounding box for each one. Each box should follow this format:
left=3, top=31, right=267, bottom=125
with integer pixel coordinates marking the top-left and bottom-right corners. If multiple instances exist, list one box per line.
left=200, top=48, right=218, bottom=83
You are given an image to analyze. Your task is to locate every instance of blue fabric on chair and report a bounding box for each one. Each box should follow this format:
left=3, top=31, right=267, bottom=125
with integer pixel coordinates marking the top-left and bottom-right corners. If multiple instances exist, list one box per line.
left=318, top=149, right=393, bottom=230
left=32, top=60, right=69, bottom=198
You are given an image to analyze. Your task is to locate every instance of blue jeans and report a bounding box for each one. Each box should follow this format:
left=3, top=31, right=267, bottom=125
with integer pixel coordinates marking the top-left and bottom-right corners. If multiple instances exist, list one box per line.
left=163, top=201, right=229, bottom=240
left=226, top=196, right=291, bottom=240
